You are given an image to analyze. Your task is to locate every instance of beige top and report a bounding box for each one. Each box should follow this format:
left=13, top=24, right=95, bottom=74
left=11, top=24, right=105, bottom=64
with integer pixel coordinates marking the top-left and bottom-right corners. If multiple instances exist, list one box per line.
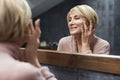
left=0, top=43, right=57, bottom=80
left=57, top=35, right=110, bottom=54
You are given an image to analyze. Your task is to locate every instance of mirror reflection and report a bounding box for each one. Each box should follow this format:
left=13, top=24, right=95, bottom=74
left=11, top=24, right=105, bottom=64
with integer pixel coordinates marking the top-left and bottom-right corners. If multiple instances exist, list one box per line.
left=27, top=0, right=120, bottom=55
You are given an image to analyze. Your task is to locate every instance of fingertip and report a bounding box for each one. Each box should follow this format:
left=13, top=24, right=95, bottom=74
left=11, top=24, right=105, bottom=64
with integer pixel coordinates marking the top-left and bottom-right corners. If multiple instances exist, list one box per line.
left=37, top=19, right=40, bottom=22
left=35, top=19, right=40, bottom=27
left=38, top=19, right=40, bottom=25
left=37, top=19, right=40, bottom=23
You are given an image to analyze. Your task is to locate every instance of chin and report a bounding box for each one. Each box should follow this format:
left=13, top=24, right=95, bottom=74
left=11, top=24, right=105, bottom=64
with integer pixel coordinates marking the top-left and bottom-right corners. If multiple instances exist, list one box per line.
left=70, top=31, right=81, bottom=35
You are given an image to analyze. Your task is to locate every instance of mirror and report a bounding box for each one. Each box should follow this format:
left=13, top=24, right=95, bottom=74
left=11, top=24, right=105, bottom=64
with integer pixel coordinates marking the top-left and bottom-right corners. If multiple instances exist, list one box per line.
left=27, top=0, right=120, bottom=55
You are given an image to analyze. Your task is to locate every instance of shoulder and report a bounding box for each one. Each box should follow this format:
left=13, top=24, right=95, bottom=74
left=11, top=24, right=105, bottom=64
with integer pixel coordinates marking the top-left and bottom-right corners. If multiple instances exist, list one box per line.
left=95, top=36, right=110, bottom=47
left=13, top=62, right=44, bottom=80
left=13, top=62, right=57, bottom=80
left=97, top=37, right=110, bottom=52
left=57, top=36, right=72, bottom=51
left=93, top=36, right=110, bottom=54
left=58, top=36, right=72, bottom=43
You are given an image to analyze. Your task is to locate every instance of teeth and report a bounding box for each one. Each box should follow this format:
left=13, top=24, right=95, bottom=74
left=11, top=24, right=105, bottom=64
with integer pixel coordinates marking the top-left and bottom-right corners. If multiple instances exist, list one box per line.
left=71, top=28, right=76, bottom=31
left=71, top=27, right=77, bottom=29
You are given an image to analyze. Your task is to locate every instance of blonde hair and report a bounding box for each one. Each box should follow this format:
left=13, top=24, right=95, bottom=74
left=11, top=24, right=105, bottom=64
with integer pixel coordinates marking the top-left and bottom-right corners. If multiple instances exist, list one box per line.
left=67, top=5, right=98, bottom=29
left=0, top=0, right=31, bottom=42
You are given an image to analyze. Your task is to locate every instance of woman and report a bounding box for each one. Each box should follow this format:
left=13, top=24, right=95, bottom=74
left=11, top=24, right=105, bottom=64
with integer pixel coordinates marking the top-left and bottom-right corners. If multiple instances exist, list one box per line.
left=0, top=0, right=57, bottom=80
left=57, top=5, right=110, bottom=54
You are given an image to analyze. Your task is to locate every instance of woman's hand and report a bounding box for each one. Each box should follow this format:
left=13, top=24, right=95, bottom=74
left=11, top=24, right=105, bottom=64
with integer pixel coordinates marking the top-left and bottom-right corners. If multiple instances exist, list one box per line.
left=24, top=19, right=41, bottom=67
left=80, top=20, right=94, bottom=52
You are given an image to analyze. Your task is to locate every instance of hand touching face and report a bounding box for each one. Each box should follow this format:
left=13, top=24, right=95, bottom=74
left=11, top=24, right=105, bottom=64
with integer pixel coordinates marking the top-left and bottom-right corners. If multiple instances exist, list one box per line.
left=23, top=19, right=41, bottom=67
left=25, top=19, right=41, bottom=55
left=76, top=20, right=95, bottom=53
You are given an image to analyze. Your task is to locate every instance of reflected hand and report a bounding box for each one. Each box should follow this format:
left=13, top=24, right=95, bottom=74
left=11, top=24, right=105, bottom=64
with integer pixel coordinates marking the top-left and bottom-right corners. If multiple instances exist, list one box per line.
left=81, top=20, right=94, bottom=52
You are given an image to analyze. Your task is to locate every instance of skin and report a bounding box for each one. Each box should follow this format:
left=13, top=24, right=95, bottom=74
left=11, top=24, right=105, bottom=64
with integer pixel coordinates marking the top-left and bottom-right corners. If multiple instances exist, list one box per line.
left=24, top=19, right=41, bottom=67
left=68, top=11, right=95, bottom=53
left=16, top=19, right=41, bottom=68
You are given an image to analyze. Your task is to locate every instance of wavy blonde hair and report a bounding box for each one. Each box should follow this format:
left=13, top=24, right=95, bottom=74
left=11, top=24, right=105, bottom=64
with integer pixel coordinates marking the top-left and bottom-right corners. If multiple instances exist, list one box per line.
left=0, top=0, right=31, bottom=42
left=67, top=5, right=98, bottom=29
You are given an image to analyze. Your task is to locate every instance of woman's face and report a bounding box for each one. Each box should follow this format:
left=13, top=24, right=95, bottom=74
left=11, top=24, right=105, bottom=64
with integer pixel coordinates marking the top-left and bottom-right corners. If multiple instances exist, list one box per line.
left=68, top=11, right=87, bottom=35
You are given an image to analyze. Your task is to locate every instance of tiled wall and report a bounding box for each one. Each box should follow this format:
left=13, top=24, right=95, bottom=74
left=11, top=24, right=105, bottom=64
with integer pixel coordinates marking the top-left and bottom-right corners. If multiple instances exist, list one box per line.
left=42, top=64, right=120, bottom=80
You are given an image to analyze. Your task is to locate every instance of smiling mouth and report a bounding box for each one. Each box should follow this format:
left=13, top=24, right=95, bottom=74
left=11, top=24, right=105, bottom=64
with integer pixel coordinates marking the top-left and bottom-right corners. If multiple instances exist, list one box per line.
left=70, top=27, right=78, bottom=30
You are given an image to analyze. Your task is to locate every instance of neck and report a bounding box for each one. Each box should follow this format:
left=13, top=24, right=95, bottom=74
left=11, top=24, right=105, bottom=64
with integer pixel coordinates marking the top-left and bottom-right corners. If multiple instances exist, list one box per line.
left=0, top=42, right=21, bottom=60
left=73, top=34, right=82, bottom=45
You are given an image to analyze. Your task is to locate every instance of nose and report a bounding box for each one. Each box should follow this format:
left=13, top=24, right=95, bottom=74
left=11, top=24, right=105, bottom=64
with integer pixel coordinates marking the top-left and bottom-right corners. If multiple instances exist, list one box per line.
left=68, top=19, right=74, bottom=26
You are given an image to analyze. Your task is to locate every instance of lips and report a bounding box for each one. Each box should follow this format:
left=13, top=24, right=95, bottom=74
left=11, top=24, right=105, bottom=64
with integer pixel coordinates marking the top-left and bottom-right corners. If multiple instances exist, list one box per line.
left=70, top=27, right=77, bottom=31
left=69, top=25, right=79, bottom=29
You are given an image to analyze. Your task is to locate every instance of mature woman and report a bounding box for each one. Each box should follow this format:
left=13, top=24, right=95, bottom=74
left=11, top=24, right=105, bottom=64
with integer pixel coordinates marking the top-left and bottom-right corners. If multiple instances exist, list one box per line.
left=57, top=5, right=110, bottom=54
left=0, top=0, right=57, bottom=80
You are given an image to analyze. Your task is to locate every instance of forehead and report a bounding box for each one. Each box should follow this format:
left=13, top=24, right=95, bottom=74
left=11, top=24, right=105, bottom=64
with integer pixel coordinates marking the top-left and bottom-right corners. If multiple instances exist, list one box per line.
left=68, top=8, right=83, bottom=17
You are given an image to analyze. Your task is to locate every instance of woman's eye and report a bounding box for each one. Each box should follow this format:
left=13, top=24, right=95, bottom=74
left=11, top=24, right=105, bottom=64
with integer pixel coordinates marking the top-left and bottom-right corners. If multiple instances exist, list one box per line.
left=75, top=17, right=80, bottom=20
left=68, top=19, right=71, bottom=22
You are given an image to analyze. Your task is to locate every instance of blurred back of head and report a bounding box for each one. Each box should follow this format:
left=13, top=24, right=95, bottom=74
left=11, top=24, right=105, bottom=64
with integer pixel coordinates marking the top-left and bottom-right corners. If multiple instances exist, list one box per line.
left=0, top=0, right=31, bottom=42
